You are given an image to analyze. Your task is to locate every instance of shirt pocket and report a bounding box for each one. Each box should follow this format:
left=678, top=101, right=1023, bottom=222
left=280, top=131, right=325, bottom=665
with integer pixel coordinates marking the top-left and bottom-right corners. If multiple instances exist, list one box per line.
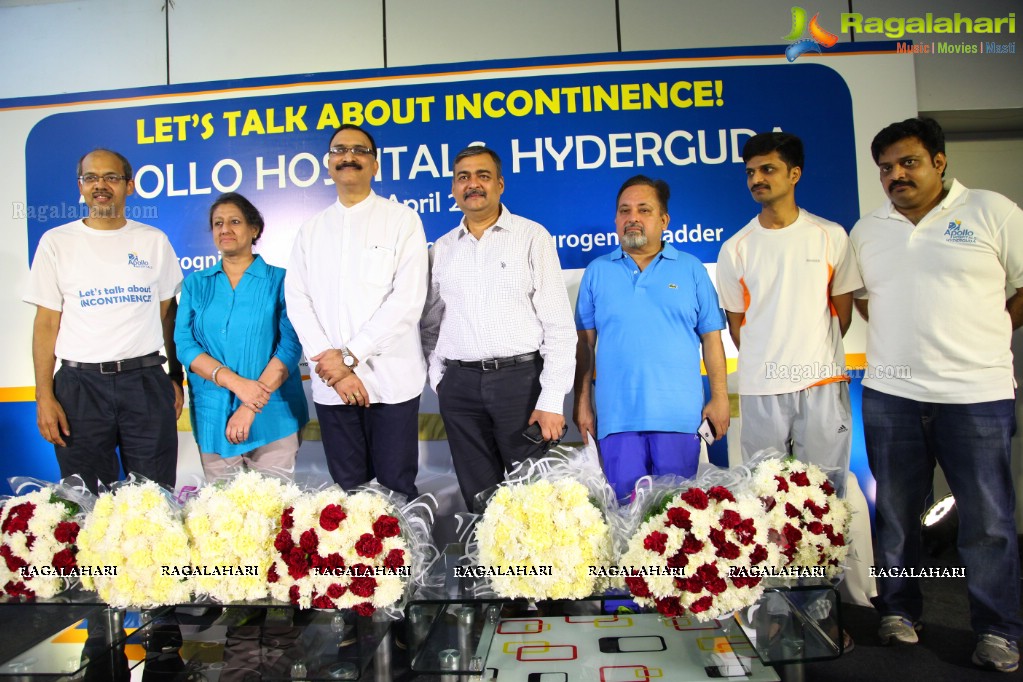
left=360, top=245, right=395, bottom=288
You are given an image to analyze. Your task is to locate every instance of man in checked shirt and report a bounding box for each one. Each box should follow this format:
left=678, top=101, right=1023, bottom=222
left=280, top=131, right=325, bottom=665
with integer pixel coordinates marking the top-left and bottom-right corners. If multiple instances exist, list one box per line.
left=421, top=145, right=576, bottom=511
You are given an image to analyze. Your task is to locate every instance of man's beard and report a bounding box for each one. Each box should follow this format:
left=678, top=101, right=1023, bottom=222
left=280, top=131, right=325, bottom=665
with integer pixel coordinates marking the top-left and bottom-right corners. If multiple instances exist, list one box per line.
left=621, top=232, right=648, bottom=249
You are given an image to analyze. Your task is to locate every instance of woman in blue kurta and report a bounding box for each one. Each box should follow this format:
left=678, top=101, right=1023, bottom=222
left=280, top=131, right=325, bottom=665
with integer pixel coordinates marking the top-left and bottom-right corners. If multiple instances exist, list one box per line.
left=175, top=193, right=308, bottom=480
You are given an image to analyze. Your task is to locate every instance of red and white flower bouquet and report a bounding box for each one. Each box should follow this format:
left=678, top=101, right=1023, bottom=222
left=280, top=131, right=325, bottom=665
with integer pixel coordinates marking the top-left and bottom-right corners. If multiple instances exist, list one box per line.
left=267, top=485, right=435, bottom=616
left=0, top=479, right=85, bottom=600
left=749, top=454, right=852, bottom=578
left=620, top=480, right=779, bottom=621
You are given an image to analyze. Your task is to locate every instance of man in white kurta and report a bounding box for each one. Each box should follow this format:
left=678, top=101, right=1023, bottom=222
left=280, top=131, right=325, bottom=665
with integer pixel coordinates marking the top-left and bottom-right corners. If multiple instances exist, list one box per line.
left=286, top=125, right=428, bottom=501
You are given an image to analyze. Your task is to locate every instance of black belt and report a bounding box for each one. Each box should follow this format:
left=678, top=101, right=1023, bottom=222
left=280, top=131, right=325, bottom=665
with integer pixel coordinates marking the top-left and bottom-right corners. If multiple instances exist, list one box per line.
left=446, top=351, right=541, bottom=372
left=62, top=352, right=166, bottom=375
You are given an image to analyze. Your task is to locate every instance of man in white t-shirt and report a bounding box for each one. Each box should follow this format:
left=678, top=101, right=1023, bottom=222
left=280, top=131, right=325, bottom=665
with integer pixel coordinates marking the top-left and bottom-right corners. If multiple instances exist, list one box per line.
left=24, top=149, right=184, bottom=492
left=717, top=132, right=861, bottom=494
left=851, top=117, right=1022, bottom=671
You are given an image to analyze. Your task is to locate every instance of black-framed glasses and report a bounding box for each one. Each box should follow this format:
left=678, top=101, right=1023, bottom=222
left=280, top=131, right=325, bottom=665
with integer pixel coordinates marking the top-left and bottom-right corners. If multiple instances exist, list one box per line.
left=79, top=173, right=128, bottom=185
left=328, top=145, right=375, bottom=157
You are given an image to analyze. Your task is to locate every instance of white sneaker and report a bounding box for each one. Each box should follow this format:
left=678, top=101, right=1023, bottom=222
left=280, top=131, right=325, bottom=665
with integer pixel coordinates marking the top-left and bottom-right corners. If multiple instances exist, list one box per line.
left=878, top=615, right=920, bottom=645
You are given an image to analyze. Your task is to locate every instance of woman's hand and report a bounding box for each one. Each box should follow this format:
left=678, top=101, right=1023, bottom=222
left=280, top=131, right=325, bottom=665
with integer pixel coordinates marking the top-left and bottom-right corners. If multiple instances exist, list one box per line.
left=226, top=375, right=272, bottom=413
left=225, top=406, right=257, bottom=445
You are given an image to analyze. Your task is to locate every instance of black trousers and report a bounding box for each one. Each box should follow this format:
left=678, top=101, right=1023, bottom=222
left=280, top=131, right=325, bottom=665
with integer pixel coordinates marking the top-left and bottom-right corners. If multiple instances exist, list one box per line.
left=315, top=395, right=421, bottom=501
left=438, top=358, right=545, bottom=511
left=53, top=364, right=178, bottom=493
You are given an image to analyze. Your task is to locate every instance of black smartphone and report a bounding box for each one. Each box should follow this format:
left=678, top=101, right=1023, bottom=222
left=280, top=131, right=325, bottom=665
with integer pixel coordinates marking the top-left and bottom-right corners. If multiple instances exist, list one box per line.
left=522, top=421, right=545, bottom=444
left=522, top=423, right=568, bottom=450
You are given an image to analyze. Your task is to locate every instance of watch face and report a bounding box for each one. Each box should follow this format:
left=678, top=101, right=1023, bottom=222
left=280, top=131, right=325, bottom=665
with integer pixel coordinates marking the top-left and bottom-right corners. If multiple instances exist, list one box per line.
left=343, top=354, right=355, bottom=367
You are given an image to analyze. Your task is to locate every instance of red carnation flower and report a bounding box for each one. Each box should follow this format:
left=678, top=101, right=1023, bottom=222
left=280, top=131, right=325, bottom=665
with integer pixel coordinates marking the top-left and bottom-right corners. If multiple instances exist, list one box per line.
left=784, top=503, right=800, bottom=518
left=327, top=583, right=347, bottom=599
left=774, top=475, right=790, bottom=493
left=790, top=471, right=811, bottom=487
left=666, top=507, right=692, bottom=530
left=54, top=521, right=80, bottom=545
left=666, top=550, right=688, bottom=570
left=350, top=563, right=372, bottom=577
left=51, top=548, right=77, bottom=571
left=655, top=596, right=684, bottom=618
left=318, top=504, right=347, bottom=531
left=281, top=507, right=295, bottom=530
left=734, top=518, right=756, bottom=546
left=696, top=564, right=719, bottom=582
left=267, top=564, right=279, bottom=583
left=821, top=480, right=836, bottom=496
left=761, top=496, right=777, bottom=512
left=273, top=530, right=294, bottom=553
left=383, top=549, right=405, bottom=570
left=0, top=545, right=26, bottom=572
left=288, top=585, right=301, bottom=604
left=715, top=542, right=740, bottom=560
left=624, top=575, right=651, bottom=598
left=299, top=529, right=319, bottom=554
left=749, top=544, right=769, bottom=565
left=833, top=532, right=846, bottom=546
left=804, top=500, right=829, bottom=519
left=719, top=509, right=741, bottom=529
left=3, top=580, right=34, bottom=599
left=25, top=534, right=35, bottom=550
left=708, top=528, right=727, bottom=549
left=782, top=523, right=803, bottom=546
left=355, top=533, right=383, bottom=558
left=353, top=602, right=376, bottom=617
left=286, top=548, right=310, bottom=579
left=705, top=577, right=728, bottom=595
left=678, top=577, right=704, bottom=593
left=311, top=595, right=336, bottom=609
left=707, top=486, right=735, bottom=503
left=688, top=596, right=715, bottom=613
left=807, top=521, right=825, bottom=535
left=681, top=536, right=705, bottom=555
left=322, top=552, right=346, bottom=572
left=681, top=488, right=709, bottom=510
left=372, top=515, right=401, bottom=539
left=350, top=576, right=377, bottom=598
left=643, top=531, right=669, bottom=555
left=731, top=575, right=762, bottom=589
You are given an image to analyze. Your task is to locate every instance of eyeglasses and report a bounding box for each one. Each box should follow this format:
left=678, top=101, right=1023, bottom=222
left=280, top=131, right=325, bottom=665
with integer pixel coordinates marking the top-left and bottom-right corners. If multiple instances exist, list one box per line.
left=79, top=173, right=128, bottom=185
left=328, top=145, right=375, bottom=157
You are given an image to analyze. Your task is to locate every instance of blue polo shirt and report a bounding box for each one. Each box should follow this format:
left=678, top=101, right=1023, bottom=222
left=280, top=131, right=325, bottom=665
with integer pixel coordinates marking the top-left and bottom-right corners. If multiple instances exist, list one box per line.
left=575, top=243, right=725, bottom=439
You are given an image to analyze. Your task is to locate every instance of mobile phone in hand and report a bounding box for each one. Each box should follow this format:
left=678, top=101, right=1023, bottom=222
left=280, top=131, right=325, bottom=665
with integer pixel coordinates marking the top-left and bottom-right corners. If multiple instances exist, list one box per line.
left=698, top=417, right=717, bottom=445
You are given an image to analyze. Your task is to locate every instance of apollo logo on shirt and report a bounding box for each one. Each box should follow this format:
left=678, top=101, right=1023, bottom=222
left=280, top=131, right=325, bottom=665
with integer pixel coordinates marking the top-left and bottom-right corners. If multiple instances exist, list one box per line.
left=128, top=252, right=152, bottom=269
left=943, top=219, right=976, bottom=244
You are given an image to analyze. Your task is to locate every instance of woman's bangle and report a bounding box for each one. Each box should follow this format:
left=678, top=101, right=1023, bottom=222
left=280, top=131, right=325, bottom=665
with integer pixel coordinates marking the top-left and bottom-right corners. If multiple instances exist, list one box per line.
left=211, top=365, right=227, bottom=387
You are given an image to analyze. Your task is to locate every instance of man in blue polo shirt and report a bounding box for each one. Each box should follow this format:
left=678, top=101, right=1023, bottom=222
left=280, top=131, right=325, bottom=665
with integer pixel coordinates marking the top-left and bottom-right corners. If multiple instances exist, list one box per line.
left=573, top=175, right=730, bottom=502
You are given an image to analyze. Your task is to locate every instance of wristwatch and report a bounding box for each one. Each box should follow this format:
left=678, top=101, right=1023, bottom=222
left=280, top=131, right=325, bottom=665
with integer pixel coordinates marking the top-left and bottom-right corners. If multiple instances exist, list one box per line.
left=341, top=348, right=357, bottom=368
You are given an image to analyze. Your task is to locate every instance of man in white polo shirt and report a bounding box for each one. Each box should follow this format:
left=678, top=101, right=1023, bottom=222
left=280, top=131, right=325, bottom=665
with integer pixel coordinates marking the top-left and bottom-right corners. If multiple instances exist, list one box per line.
left=851, top=117, right=1022, bottom=672
left=717, top=132, right=861, bottom=495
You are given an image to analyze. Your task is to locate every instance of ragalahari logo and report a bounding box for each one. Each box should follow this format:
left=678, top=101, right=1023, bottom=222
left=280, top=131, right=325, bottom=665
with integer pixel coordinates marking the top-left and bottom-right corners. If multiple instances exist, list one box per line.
left=784, top=7, right=839, bottom=61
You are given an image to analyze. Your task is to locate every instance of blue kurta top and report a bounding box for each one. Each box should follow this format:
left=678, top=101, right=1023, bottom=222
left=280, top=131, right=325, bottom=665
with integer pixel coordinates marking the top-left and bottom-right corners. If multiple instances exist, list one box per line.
left=575, top=243, right=725, bottom=439
left=175, top=255, right=309, bottom=457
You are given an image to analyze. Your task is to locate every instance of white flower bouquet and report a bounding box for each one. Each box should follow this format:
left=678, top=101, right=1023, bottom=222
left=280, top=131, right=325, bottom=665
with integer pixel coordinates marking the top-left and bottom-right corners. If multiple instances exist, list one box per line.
left=183, top=471, right=302, bottom=603
left=76, top=477, right=191, bottom=608
left=470, top=445, right=617, bottom=600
